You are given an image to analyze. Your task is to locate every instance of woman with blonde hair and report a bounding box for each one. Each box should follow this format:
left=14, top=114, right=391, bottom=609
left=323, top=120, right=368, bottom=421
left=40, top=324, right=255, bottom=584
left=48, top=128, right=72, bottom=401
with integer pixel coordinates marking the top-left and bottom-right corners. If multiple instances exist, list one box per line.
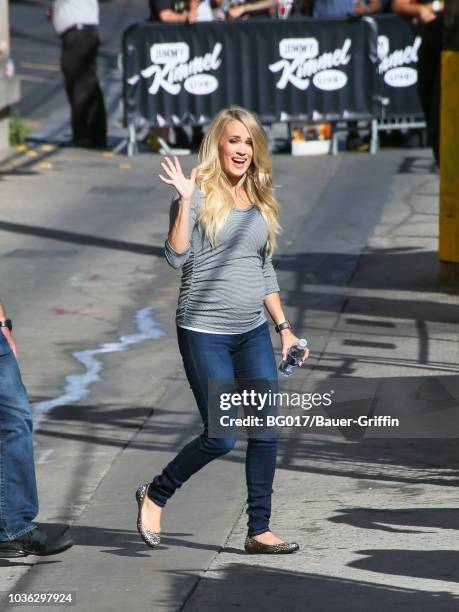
left=136, top=106, right=308, bottom=554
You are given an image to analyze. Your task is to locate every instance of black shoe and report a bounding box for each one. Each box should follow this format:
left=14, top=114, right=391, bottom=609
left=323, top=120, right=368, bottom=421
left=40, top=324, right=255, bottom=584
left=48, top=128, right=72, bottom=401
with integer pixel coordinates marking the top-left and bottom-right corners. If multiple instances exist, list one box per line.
left=0, top=527, right=74, bottom=557
left=72, top=139, right=107, bottom=151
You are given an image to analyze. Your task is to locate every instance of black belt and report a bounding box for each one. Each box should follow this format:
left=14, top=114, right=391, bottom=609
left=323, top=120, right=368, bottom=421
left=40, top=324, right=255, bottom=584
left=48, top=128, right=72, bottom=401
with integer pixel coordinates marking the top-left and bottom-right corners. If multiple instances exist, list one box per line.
left=61, top=23, right=97, bottom=37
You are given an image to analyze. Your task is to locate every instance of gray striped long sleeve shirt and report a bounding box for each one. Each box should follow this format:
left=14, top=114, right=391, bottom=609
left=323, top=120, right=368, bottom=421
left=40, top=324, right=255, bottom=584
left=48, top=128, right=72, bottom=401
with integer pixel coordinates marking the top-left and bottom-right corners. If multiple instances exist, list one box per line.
left=164, top=188, right=280, bottom=333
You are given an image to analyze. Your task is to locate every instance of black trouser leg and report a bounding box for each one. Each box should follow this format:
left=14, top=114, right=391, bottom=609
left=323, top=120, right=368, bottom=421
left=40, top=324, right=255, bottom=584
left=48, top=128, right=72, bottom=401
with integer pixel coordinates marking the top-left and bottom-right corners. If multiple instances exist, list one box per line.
left=417, top=16, right=443, bottom=166
left=61, top=26, right=107, bottom=148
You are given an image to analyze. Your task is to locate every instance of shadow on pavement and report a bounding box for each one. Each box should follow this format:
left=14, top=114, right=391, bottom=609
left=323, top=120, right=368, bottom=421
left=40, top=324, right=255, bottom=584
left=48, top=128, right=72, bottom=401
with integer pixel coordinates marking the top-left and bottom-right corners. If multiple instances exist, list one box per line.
left=179, top=563, right=459, bottom=611
left=0, top=145, right=60, bottom=178
left=330, top=507, right=459, bottom=534
left=274, top=248, right=456, bottom=295
left=350, top=549, right=459, bottom=582
left=28, top=523, right=222, bottom=559
left=0, top=221, right=162, bottom=256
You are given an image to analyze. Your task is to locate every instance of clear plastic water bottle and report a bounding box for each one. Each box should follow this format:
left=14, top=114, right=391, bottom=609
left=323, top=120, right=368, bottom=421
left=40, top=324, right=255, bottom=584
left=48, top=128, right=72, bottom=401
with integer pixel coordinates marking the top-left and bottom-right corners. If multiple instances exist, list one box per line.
left=279, top=339, right=308, bottom=377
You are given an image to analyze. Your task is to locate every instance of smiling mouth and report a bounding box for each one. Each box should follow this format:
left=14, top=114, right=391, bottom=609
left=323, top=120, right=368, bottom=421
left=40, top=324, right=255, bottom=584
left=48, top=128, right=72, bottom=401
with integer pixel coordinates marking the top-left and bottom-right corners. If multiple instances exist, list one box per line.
left=231, top=157, right=247, bottom=168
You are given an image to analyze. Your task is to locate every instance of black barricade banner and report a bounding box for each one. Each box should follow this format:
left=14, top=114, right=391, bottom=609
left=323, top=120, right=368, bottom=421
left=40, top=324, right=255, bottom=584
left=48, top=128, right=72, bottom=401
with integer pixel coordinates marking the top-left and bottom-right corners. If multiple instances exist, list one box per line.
left=375, top=15, right=424, bottom=119
left=123, top=17, right=379, bottom=126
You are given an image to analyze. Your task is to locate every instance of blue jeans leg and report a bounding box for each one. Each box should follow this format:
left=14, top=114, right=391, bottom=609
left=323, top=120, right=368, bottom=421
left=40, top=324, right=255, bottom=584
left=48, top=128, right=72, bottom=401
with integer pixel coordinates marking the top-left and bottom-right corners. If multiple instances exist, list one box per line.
left=148, top=327, right=238, bottom=506
left=232, top=322, right=278, bottom=536
left=0, top=333, right=38, bottom=541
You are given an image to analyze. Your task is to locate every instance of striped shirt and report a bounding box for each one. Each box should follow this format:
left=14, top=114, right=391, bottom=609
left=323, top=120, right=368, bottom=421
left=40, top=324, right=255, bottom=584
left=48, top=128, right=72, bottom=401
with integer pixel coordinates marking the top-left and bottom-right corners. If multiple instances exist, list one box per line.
left=164, top=188, right=280, bottom=333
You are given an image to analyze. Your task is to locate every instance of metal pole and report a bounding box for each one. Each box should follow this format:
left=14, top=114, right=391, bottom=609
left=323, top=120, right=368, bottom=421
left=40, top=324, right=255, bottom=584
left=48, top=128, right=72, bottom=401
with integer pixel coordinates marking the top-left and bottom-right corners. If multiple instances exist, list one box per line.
left=0, top=0, right=11, bottom=156
left=0, top=0, right=20, bottom=159
left=127, top=122, right=137, bottom=157
left=370, top=118, right=379, bottom=154
left=0, top=0, right=9, bottom=56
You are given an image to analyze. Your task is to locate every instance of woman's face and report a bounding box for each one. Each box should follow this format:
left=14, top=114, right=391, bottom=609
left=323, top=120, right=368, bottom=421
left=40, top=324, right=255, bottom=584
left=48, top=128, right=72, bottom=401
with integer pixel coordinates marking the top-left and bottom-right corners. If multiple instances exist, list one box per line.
left=218, top=119, right=253, bottom=185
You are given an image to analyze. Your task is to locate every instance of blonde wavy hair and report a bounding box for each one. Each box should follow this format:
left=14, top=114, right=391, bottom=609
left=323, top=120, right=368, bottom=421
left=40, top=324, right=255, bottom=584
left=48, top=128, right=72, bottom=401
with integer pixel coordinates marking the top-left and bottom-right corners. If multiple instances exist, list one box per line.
left=196, top=106, right=281, bottom=254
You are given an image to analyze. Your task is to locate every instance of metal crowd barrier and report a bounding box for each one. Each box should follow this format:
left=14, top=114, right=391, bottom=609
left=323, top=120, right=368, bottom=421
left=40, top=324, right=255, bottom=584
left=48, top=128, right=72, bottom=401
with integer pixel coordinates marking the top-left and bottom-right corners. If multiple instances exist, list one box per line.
left=120, top=15, right=426, bottom=155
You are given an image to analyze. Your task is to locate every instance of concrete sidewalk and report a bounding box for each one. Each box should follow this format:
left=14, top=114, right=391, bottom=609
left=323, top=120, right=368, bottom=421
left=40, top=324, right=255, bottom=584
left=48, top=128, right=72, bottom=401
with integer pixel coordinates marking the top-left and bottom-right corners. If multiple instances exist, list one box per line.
left=0, top=146, right=458, bottom=611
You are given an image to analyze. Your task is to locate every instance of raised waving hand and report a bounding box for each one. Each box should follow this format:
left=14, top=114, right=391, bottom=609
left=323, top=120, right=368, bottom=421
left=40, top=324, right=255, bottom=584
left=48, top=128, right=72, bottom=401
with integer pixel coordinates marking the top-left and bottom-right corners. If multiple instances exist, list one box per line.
left=159, top=156, right=197, bottom=202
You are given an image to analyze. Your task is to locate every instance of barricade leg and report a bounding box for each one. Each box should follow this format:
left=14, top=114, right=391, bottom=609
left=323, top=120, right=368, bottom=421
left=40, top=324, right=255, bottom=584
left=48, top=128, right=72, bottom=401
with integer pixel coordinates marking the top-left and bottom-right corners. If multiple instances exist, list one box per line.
left=370, top=119, right=379, bottom=154
left=264, top=124, right=274, bottom=153
left=331, top=132, right=339, bottom=156
left=127, top=123, right=137, bottom=157
left=331, top=123, right=341, bottom=155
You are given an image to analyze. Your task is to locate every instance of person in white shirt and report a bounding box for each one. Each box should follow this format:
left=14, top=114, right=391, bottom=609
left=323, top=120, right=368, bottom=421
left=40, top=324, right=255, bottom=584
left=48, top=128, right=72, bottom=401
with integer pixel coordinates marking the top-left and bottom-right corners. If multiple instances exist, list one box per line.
left=49, top=0, right=107, bottom=148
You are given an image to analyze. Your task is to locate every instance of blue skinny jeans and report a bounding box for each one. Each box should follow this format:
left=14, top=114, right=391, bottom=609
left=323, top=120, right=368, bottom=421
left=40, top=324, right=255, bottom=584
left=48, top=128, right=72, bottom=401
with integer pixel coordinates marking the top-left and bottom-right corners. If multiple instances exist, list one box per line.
left=148, top=321, right=278, bottom=536
left=0, top=332, right=38, bottom=541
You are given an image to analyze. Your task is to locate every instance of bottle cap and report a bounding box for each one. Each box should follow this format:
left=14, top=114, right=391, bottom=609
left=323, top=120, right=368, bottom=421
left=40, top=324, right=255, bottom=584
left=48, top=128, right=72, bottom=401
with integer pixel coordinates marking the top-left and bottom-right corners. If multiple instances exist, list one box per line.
left=297, top=338, right=307, bottom=349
